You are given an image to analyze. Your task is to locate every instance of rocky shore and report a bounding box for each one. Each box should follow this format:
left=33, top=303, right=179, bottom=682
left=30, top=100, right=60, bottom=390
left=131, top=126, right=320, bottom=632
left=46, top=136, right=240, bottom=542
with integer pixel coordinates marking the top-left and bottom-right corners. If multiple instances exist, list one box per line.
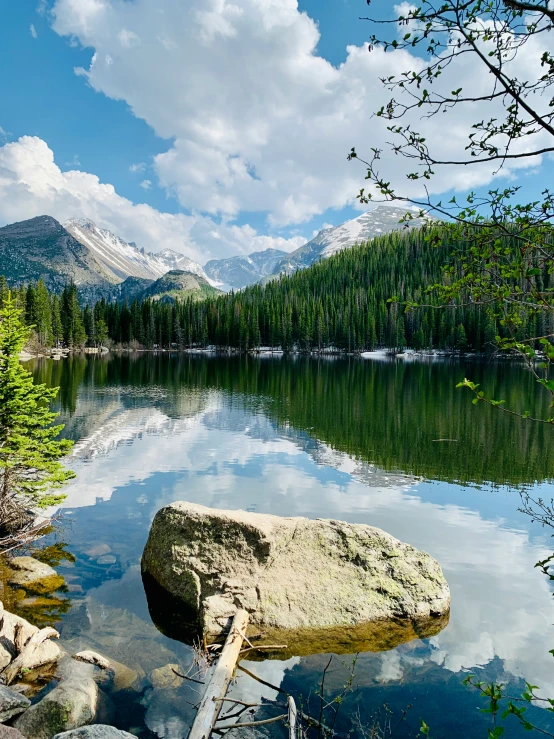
left=0, top=557, right=139, bottom=739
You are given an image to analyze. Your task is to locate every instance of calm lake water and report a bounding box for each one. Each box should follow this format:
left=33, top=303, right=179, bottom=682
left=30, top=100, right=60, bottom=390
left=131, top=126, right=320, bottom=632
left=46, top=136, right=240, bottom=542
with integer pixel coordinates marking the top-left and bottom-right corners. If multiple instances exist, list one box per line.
left=11, top=354, right=554, bottom=737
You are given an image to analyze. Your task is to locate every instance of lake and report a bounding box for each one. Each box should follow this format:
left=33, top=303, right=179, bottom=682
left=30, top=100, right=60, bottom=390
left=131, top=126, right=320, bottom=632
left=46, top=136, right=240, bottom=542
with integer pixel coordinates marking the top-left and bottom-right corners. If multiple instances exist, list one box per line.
left=8, top=353, right=554, bottom=738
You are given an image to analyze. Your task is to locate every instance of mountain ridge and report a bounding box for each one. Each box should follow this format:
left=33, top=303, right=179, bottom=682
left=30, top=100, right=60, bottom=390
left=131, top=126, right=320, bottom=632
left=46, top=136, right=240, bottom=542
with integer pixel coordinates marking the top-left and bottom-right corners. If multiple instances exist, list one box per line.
left=204, top=248, right=287, bottom=290
left=64, top=218, right=216, bottom=286
left=268, top=206, right=433, bottom=279
left=0, top=215, right=114, bottom=301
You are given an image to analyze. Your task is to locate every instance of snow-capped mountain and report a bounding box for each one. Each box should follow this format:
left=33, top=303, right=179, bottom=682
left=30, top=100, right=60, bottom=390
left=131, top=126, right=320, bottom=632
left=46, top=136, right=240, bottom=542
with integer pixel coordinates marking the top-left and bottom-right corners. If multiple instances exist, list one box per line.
left=64, top=218, right=215, bottom=285
left=269, top=205, right=433, bottom=278
left=155, top=248, right=212, bottom=279
left=204, top=248, right=286, bottom=290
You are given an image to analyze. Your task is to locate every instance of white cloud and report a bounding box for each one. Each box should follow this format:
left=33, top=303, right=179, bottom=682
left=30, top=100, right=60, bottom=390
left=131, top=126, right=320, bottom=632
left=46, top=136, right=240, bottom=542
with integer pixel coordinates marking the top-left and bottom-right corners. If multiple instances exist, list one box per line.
left=30, top=24, right=38, bottom=39
left=50, top=0, right=550, bottom=227
left=129, top=162, right=146, bottom=174
left=0, top=136, right=305, bottom=262
left=139, top=179, right=152, bottom=190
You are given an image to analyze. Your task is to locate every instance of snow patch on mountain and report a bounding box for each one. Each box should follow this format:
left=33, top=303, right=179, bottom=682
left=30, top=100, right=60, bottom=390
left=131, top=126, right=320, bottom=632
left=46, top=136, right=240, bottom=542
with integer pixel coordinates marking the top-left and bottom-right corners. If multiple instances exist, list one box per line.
left=270, top=206, right=433, bottom=279
left=64, top=218, right=219, bottom=286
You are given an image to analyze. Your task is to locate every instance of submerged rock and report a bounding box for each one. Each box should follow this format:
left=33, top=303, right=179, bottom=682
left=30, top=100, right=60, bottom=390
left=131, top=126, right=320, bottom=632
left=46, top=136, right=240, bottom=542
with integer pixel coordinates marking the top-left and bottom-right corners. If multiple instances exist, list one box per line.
left=149, top=664, right=183, bottom=690
left=0, top=684, right=31, bottom=722
left=141, top=502, right=450, bottom=637
left=7, top=558, right=64, bottom=595
left=53, top=728, right=135, bottom=739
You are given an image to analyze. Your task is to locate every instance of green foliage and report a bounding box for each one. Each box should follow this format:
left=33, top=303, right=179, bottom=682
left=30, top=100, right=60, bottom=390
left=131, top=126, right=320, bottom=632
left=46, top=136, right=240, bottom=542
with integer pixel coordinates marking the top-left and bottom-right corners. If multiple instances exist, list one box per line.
left=344, top=0, right=554, bottom=425
left=61, top=282, right=86, bottom=349
left=462, top=675, right=554, bottom=738
left=0, top=292, right=75, bottom=525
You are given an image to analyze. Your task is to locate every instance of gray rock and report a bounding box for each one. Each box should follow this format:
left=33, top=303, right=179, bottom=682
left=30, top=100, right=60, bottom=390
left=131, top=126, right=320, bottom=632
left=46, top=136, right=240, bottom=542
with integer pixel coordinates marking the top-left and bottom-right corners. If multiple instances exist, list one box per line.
left=0, top=684, right=31, bottom=722
left=0, top=640, right=14, bottom=670
left=13, top=674, right=98, bottom=739
left=52, top=728, right=135, bottom=739
left=142, top=502, right=450, bottom=637
left=0, top=726, right=26, bottom=739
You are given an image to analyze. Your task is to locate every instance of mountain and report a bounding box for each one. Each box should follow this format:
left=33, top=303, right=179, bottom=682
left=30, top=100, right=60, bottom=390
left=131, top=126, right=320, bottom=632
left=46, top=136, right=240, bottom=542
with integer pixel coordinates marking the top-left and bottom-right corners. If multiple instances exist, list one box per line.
left=268, top=206, right=432, bottom=280
left=114, top=277, right=155, bottom=303
left=64, top=218, right=214, bottom=284
left=137, top=270, right=222, bottom=303
left=0, top=216, right=113, bottom=300
left=204, top=248, right=287, bottom=289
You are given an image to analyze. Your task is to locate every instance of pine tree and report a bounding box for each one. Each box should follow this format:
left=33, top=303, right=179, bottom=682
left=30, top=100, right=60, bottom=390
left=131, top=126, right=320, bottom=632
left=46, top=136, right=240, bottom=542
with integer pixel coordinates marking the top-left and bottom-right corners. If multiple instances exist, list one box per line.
left=62, top=283, right=87, bottom=348
left=0, top=293, right=75, bottom=535
left=51, top=295, right=63, bottom=347
left=0, top=277, right=8, bottom=309
left=96, top=320, right=109, bottom=348
left=34, top=279, right=53, bottom=347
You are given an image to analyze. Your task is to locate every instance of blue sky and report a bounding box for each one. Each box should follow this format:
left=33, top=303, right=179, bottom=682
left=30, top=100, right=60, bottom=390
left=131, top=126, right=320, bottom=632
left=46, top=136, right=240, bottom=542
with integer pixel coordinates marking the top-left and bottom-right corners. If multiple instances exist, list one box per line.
left=0, top=0, right=370, bottom=229
left=0, top=0, right=549, bottom=263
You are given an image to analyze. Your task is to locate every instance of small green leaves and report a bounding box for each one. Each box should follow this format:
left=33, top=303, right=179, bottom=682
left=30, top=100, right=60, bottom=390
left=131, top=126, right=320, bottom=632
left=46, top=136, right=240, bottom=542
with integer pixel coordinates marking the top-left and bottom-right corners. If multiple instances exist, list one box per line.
left=419, top=719, right=430, bottom=736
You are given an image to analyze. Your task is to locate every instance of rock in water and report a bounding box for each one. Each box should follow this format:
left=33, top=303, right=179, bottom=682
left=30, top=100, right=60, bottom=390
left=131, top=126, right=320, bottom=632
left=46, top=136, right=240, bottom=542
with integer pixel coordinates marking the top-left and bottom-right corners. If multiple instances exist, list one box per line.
left=141, top=503, right=450, bottom=637
left=0, top=684, right=31, bottom=722
left=13, top=675, right=98, bottom=739
left=53, top=728, right=136, bottom=739
left=7, top=557, right=64, bottom=595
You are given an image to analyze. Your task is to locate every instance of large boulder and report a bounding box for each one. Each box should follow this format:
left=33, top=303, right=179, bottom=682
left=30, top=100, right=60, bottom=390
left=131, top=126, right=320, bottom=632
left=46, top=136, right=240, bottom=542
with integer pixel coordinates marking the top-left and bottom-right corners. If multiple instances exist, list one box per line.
left=141, top=503, right=450, bottom=638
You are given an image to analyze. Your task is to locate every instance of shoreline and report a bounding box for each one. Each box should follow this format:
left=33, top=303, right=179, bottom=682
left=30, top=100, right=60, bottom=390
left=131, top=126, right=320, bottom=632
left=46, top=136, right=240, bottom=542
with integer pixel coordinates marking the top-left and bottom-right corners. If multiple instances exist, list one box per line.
left=21, top=346, right=529, bottom=361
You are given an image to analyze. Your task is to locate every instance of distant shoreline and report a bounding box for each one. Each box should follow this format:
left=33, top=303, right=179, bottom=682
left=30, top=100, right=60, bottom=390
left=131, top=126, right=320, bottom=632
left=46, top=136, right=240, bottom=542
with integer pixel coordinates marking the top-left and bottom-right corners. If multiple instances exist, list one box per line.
left=21, top=346, right=526, bottom=361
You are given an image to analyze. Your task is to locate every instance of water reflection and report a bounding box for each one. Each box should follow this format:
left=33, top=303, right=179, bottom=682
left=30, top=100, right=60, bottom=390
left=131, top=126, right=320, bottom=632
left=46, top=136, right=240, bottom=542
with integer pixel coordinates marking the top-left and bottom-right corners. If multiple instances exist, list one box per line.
left=19, top=354, right=554, bottom=738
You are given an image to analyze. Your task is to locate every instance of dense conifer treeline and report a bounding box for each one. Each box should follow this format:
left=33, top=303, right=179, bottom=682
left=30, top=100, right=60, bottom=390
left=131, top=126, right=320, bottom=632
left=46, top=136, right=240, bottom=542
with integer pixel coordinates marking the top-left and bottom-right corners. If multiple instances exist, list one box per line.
left=2, top=228, right=553, bottom=353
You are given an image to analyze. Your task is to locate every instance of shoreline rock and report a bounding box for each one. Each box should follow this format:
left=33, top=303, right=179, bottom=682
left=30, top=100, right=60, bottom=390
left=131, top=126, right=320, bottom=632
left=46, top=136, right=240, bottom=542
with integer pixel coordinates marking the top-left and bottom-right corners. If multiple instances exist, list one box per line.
left=141, top=502, right=450, bottom=638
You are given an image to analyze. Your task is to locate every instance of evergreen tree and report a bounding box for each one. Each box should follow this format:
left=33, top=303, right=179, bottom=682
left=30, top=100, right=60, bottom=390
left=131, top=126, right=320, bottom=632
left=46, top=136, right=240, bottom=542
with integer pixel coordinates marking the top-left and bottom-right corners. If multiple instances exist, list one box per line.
left=34, top=279, right=53, bottom=347
left=62, top=283, right=87, bottom=348
left=0, top=293, right=74, bottom=534
left=0, top=277, right=8, bottom=309
left=51, top=295, right=63, bottom=347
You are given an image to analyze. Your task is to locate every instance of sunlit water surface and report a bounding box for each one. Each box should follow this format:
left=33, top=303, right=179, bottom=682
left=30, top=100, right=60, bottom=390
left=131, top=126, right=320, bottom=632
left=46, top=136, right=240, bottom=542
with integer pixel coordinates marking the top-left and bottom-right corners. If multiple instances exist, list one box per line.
left=11, top=354, right=554, bottom=738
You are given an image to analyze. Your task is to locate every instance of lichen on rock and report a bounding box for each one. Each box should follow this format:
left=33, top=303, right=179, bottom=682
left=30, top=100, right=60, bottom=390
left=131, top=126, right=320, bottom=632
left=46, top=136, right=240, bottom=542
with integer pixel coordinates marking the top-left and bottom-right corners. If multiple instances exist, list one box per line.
left=141, top=502, right=450, bottom=640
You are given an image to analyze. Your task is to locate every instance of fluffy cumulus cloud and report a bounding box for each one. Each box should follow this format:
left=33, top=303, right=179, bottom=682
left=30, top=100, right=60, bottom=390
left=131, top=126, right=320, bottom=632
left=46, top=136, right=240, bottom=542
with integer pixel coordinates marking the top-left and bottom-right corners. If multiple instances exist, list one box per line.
left=49, top=0, right=550, bottom=227
left=0, top=136, right=304, bottom=262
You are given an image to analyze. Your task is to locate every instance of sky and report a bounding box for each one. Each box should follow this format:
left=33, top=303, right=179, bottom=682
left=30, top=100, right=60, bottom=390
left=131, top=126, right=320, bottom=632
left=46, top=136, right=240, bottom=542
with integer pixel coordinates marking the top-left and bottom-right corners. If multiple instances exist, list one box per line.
left=0, top=0, right=551, bottom=265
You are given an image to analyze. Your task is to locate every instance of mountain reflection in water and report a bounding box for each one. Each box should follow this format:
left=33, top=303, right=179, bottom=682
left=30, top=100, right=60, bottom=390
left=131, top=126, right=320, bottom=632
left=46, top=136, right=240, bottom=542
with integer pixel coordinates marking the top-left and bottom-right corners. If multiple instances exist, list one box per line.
left=10, top=353, right=553, bottom=739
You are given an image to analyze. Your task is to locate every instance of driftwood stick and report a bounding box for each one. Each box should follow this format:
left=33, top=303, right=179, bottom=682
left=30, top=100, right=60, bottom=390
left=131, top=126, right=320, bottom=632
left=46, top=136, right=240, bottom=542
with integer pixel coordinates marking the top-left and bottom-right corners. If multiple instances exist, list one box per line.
left=172, top=667, right=205, bottom=685
left=214, top=698, right=264, bottom=708
left=215, top=714, right=287, bottom=730
left=236, top=664, right=287, bottom=694
left=288, top=696, right=298, bottom=739
left=188, top=609, right=249, bottom=739
left=2, top=627, right=59, bottom=685
left=239, top=644, right=287, bottom=654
